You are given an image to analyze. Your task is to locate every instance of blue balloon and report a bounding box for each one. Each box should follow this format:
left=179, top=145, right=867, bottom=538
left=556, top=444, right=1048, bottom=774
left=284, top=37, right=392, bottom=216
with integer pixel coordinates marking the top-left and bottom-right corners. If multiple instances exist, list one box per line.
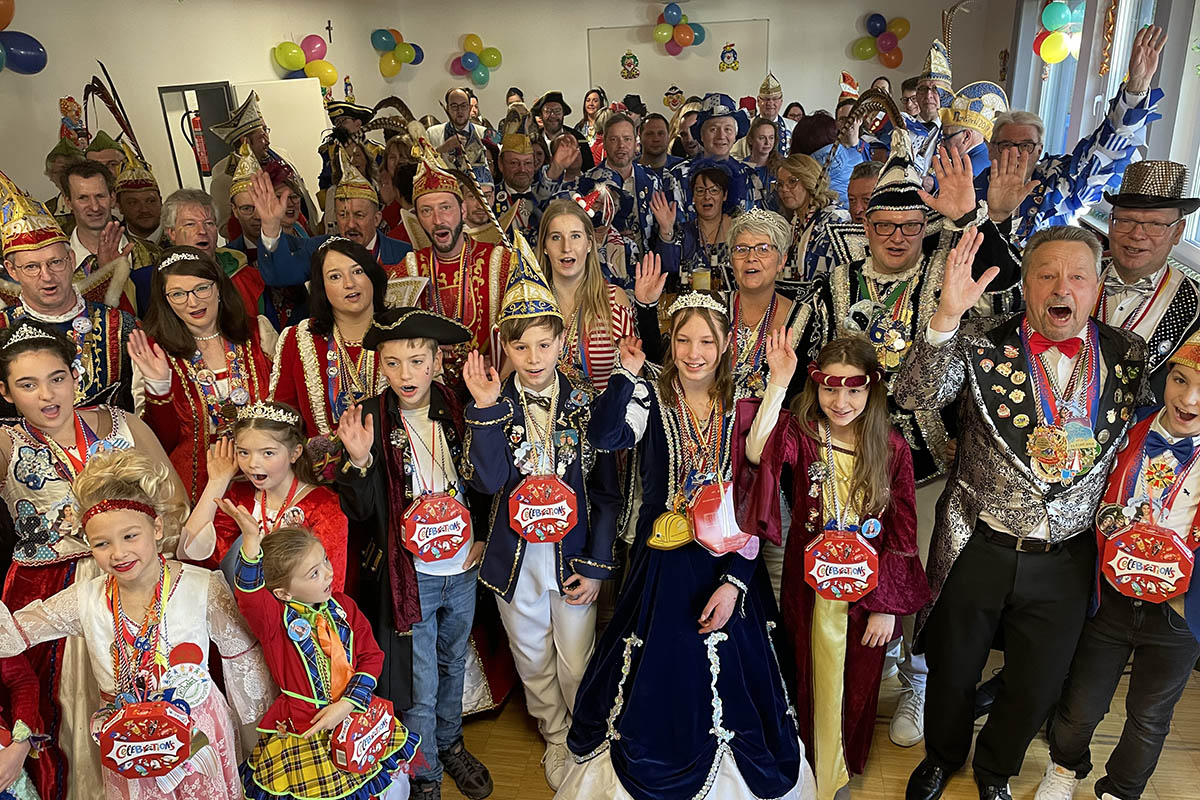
left=410, top=43, right=425, bottom=65
left=689, top=23, right=706, bottom=46
left=0, top=31, right=46, bottom=75
left=284, top=69, right=305, bottom=79
left=866, top=13, right=887, bottom=37
left=664, top=2, right=682, bottom=25
left=370, top=28, right=396, bottom=52
left=460, top=50, right=479, bottom=70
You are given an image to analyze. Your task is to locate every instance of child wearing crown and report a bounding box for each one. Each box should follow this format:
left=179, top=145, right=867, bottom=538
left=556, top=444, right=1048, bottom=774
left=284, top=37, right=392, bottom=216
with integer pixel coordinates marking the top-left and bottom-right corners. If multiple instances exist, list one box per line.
left=460, top=254, right=621, bottom=791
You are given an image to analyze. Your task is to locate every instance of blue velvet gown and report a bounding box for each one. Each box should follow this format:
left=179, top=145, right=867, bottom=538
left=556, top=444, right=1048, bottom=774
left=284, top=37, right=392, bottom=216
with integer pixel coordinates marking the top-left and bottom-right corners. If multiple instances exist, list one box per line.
left=563, top=370, right=806, bottom=800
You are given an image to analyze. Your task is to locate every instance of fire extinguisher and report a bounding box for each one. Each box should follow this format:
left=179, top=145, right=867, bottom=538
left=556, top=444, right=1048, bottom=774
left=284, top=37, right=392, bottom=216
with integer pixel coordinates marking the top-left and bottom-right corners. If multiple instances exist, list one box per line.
left=182, top=109, right=212, bottom=176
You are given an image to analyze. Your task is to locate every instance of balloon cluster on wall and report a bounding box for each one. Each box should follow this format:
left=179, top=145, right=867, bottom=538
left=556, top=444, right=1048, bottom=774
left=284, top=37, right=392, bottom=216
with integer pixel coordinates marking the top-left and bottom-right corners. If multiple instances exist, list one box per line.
left=1033, top=1, right=1086, bottom=64
left=653, top=3, right=705, bottom=57
left=0, top=0, right=48, bottom=75
left=851, top=13, right=910, bottom=69
left=450, top=34, right=502, bottom=87
left=372, top=28, right=424, bottom=78
left=274, top=34, right=339, bottom=87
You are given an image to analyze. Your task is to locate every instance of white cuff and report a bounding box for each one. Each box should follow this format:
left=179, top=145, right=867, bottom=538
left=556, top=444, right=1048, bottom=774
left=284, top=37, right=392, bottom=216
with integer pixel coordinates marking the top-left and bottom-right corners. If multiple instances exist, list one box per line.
left=745, top=383, right=786, bottom=465
left=925, top=322, right=958, bottom=346
left=260, top=230, right=281, bottom=253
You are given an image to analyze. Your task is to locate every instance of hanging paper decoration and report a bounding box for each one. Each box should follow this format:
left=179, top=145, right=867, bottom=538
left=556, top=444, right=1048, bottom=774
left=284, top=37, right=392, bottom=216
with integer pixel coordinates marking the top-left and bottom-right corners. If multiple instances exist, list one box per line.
left=663, top=85, right=684, bottom=110
left=620, top=50, right=640, bottom=80
left=1098, top=0, right=1118, bottom=75
left=371, top=27, right=424, bottom=78
left=849, top=12, right=910, bottom=69
left=1032, top=0, right=1086, bottom=65
left=719, top=42, right=739, bottom=71
left=451, top=32, right=501, bottom=86
left=653, top=2, right=704, bottom=57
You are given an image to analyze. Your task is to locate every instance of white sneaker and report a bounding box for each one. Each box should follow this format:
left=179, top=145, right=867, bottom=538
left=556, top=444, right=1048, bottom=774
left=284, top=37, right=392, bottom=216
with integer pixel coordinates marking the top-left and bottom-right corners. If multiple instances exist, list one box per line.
left=542, top=742, right=570, bottom=790
left=889, top=687, right=924, bottom=746
left=1033, top=761, right=1079, bottom=800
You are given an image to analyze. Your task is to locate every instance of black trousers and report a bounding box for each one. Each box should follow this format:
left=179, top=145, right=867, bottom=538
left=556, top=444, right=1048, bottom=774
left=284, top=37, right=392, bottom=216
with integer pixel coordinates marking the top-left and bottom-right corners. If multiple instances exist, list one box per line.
left=922, top=526, right=1095, bottom=785
left=1049, top=580, right=1200, bottom=800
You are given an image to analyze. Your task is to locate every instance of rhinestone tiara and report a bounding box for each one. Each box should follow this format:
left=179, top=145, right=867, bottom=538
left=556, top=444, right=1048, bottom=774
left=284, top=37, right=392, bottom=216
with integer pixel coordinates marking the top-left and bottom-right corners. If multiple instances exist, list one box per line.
left=1, top=322, right=59, bottom=350
left=666, top=291, right=727, bottom=318
left=158, top=251, right=202, bottom=271
left=235, top=401, right=302, bottom=426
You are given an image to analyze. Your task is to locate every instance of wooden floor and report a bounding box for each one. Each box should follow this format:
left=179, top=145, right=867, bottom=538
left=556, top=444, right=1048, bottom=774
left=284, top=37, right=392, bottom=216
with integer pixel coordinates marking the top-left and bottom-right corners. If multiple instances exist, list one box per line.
left=443, top=654, right=1200, bottom=800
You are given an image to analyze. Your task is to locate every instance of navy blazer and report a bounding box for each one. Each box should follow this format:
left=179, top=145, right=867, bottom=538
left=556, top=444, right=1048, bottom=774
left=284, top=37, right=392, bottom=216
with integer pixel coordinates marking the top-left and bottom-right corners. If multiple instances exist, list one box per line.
left=463, top=369, right=621, bottom=603
left=258, top=232, right=413, bottom=287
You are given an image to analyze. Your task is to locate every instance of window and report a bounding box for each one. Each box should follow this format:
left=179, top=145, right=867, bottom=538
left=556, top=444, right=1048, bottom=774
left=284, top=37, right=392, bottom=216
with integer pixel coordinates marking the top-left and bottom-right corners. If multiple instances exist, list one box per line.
left=1038, top=53, right=1079, bottom=155
left=1105, top=0, right=1159, bottom=99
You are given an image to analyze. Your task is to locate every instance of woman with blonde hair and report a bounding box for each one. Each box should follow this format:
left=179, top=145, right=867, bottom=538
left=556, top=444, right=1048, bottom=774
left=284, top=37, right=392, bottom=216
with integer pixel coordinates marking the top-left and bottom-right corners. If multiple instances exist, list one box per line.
left=775, top=153, right=850, bottom=280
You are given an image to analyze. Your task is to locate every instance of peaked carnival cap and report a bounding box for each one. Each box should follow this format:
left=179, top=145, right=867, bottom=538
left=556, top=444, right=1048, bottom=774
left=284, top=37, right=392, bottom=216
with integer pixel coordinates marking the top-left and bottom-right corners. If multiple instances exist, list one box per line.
left=758, top=73, right=783, bottom=99
left=0, top=169, right=69, bottom=255
left=210, top=91, right=266, bottom=146
left=941, top=81, right=1009, bottom=140
left=839, top=72, right=861, bottom=104
left=497, top=248, right=561, bottom=324
left=228, top=142, right=262, bottom=200
left=920, top=40, right=953, bottom=96
left=85, top=130, right=122, bottom=153
left=867, top=123, right=926, bottom=214
left=500, top=103, right=534, bottom=155
left=333, top=146, right=379, bottom=205
left=114, top=141, right=159, bottom=195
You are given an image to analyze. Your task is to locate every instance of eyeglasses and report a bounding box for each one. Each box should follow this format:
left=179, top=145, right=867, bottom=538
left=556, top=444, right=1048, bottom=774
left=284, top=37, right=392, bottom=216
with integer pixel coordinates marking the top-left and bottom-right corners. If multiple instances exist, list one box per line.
left=731, top=243, right=779, bottom=259
left=235, top=204, right=256, bottom=216
left=1110, top=217, right=1184, bottom=236
left=869, top=220, right=926, bottom=237
left=992, top=140, right=1041, bottom=155
left=940, top=129, right=968, bottom=145
left=777, top=176, right=805, bottom=192
left=693, top=185, right=725, bottom=197
left=901, top=95, right=920, bottom=106
left=165, top=281, right=216, bottom=305
left=12, top=256, right=70, bottom=276
left=915, top=86, right=941, bottom=97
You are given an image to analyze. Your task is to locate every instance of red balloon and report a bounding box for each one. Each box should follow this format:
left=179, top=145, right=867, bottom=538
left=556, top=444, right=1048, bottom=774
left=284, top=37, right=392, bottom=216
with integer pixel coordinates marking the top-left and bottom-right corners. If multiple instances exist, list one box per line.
left=665, top=39, right=683, bottom=56
left=450, top=57, right=469, bottom=76
left=1033, top=29, right=1051, bottom=57
left=878, top=46, right=903, bottom=69
left=673, top=23, right=695, bottom=47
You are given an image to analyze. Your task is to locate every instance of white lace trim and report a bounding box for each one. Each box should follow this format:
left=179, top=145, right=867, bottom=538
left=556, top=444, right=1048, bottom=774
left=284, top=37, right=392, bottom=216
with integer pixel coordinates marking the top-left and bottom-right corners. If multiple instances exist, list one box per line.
left=861, top=255, right=925, bottom=284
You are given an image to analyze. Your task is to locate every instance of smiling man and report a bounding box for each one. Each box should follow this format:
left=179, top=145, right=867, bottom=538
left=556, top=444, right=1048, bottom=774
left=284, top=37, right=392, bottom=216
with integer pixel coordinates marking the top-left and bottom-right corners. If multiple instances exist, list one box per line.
left=668, top=93, right=765, bottom=220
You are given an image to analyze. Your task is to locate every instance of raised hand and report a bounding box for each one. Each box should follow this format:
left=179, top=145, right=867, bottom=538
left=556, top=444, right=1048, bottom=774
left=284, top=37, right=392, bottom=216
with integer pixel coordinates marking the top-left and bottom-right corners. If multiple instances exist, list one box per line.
left=462, top=350, right=502, bottom=408
left=634, top=252, right=667, bottom=305
left=1126, top=25, right=1166, bottom=94
left=97, top=220, right=134, bottom=268
left=650, top=191, right=676, bottom=239
left=918, top=145, right=977, bottom=222
left=216, top=497, right=262, bottom=556
left=126, top=329, right=171, bottom=384
left=930, top=225, right=999, bottom=332
left=249, top=171, right=288, bottom=239
left=617, top=336, right=645, bottom=376
left=336, top=405, right=375, bottom=469
left=547, top=136, right=579, bottom=179
left=987, top=145, right=1038, bottom=222
left=765, top=326, right=798, bottom=388
left=205, top=437, right=239, bottom=486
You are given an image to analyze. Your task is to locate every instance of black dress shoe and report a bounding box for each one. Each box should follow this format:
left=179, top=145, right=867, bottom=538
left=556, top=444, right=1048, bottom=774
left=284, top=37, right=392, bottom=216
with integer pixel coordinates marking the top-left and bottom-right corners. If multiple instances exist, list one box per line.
left=906, top=759, right=951, bottom=800
left=976, top=780, right=1012, bottom=800
left=974, top=672, right=1005, bottom=719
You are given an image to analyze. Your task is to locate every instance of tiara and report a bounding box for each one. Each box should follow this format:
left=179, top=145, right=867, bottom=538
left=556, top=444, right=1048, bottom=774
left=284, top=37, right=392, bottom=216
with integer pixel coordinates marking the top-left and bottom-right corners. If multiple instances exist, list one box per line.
left=235, top=402, right=303, bottom=426
left=2, top=323, right=59, bottom=351
left=666, top=291, right=727, bottom=318
left=807, top=362, right=884, bottom=388
left=318, top=236, right=352, bottom=250
left=158, top=251, right=202, bottom=271
left=81, top=498, right=157, bottom=529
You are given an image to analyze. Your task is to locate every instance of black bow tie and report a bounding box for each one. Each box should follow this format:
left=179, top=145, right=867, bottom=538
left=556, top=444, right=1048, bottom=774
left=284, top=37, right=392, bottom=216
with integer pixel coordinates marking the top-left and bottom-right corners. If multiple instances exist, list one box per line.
left=523, top=392, right=553, bottom=410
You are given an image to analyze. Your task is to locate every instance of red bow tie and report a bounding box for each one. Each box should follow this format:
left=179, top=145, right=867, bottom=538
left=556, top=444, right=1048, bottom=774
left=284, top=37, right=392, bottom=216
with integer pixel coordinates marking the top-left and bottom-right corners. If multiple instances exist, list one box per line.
left=1028, top=331, right=1082, bottom=359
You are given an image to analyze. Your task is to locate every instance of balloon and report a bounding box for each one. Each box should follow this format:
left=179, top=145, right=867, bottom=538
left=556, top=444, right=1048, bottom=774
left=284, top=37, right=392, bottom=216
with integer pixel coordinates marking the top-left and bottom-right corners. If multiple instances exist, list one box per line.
left=379, top=51, right=402, bottom=78
left=866, top=13, right=887, bottom=37
left=410, top=43, right=425, bottom=65
left=653, top=23, right=673, bottom=44
left=680, top=14, right=688, bottom=24
left=389, top=28, right=403, bottom=43
left=1042, top=1, right=1071, bottom=31
left=1071, top=3, right=1086, bottom=24
left=450, top=57, right=469, bottom=76
left=300, top=34, right=326, bottom=62
left=274, top=41, right=305, bottom=72
left=665, top=39, right=682, bottom=56
left=0, top=0, right=14, bottom=31
left=303, top=58, right=337, bottom=87
left=395, top=42, right=416, bottom=63
left=879, top=46, right=903, bottom=69
left=1041, top=30, right=1070, bottom=63
left=664, top=3, right=682, bottom=25
left=460, top=50, right=479, bottom=70
left=480, top=46, right=502, bottom=68
left=690, top=23, right=706, bottom=46
left=657, top=13, right=665, bottom=24
left=463, top=33, right=483, bottom=54
left=853, top=36, right=878, bottom=61
left=0, top=31, right=45, bottom=74
left=371, top=29, right=396, bottom=52
left=471, top=64, right=490, bottom=87
left=888, top=17, right=910, bottom=39
left=876, top=32, right=898, bottom=52
left=1033, top=29, right=1051, bottom=56
left=284, top=69, right=305, bottom=79
left=673, top=24, right=694, bottom=47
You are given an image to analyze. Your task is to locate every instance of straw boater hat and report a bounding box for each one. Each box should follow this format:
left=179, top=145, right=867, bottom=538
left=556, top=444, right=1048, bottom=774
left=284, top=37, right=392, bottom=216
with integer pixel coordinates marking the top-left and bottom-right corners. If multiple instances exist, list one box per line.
left=941, top=81, right=1010, bottom=140
left=1104, top=161, right=1200, bottom=215
left=210, top=91, right=267, bottom=146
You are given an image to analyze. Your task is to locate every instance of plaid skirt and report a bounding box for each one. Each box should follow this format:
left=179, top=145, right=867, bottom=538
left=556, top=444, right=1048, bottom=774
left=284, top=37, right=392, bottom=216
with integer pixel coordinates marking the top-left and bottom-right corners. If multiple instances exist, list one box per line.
left=241, top=723, right=420, bottom=800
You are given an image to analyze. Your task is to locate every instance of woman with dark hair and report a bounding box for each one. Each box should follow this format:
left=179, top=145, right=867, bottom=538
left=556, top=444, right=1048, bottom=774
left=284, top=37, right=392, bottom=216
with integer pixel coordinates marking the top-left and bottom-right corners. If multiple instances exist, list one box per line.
left=784, top=102, right=806, bottom=123
left=129, top=246, right=276, bottom=502
left=789, top=111, right=838, bottom=157
left=651, top=165, right=738, bottom=290
left=578, top=87, right=607, bottom=141
left=269, top=238, right=388, bottom=439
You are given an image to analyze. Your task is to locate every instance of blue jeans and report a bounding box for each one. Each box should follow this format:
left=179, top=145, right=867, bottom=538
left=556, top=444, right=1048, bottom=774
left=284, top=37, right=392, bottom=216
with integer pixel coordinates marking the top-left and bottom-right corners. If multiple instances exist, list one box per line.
left=406, top=568, right=477, bottom=782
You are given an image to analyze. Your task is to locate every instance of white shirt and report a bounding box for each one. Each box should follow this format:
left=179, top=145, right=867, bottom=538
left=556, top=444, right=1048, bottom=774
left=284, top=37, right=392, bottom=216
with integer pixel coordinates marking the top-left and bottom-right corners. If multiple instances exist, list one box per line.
left=69, top=225, right=128, bottom=271
left=400, top=405, right=473, bottom=576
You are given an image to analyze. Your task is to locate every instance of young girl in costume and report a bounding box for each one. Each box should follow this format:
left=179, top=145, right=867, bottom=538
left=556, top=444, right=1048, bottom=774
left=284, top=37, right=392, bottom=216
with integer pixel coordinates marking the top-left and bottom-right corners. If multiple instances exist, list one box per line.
left=229, top=515, right=419, bottom=800
left=746, top=334, right=930, bottom=799
left=0, top=448, right=274, bottom=800
left=180, top=400, right=348, bottom=591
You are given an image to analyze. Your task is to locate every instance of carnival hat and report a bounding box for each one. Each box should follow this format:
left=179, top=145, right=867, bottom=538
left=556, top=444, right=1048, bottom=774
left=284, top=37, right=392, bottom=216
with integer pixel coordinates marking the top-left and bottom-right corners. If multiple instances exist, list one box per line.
left=469, top=164, right=494, bottom=188
left=47, top=137, right=84, bottom=162
left=622, top=94, right=647, bottom=117
left=114, top=142, right=159, bottom=196
left=919, top=40, right=954, bottom=102
left=333, top=146, right=379, bottom=206
left=228, top=142, right=262, bottom=200
left=0, top=169, right=69, bottom=256
left=497, top=249, right=561, bottom=324
left=85, top=130, right=122, bottom=154
left=364, top=306, right=471, bottom=350
left=839, top=72, right=861, bottom=104
left=1104, top=161, right=1200, bottom=215
left=759, top=73, right=783, bottom=100
left=867, top=123, right=925, bottom=215
left=531, top=91, right=572, bottom=118
left=1171, top=328, right=1200, bottom=371
left=327, top=101, right=375, bottom=125
left=941, top=81, right=1009, bottom=140
left=210, top=91, right=266, bottom=146
left=690, top=93, right=751, bottom=143
left=500, top=104, right=534, bottom=155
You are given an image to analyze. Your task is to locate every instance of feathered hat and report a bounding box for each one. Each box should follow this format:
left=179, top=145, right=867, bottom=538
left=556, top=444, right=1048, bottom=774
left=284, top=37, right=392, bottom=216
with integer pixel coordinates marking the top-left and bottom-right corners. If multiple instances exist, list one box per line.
left=0, top=169, right=70, bottom=255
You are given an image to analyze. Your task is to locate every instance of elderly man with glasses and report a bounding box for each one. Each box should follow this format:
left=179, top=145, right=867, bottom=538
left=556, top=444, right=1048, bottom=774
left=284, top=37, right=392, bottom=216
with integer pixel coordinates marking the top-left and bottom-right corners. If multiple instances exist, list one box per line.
left=979, top=25, right=1167, bottom=248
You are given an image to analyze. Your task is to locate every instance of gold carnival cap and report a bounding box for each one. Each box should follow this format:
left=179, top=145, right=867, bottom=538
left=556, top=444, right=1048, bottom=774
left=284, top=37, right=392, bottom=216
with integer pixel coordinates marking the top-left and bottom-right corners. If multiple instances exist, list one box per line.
left=333, top=146, right=379, bottom=205
left=758, top=73, right=783, bottom=99
left=497, top=249, right=561, bottom=324
left=114, top=141, right=159, bottom=195
left=0, top=169, right=69, bottom=255
left=940, top=81, right=1009, bottom=140
left=228, top=142, right=262, bottom=200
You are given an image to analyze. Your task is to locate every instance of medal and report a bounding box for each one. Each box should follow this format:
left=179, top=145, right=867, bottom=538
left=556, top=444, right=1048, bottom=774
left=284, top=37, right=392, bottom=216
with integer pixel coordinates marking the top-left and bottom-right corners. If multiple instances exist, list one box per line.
left=229, top=387, right=250, bottom=405
left=287, top=617, right=312, bottom=642
left=72, top=315, right=93, bottom=335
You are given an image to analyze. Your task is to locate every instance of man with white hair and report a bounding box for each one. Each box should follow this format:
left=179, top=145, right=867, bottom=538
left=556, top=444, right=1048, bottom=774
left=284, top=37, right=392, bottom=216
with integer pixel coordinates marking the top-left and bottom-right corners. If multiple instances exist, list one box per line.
left=732, top=73, right=795, bottom=158
left=978, top=25, right=1167, bottom=247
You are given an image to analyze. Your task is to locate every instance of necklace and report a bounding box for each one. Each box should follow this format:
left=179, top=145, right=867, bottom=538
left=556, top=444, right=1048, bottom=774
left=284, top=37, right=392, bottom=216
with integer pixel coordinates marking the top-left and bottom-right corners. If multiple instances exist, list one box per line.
left=518, top=378, right=560, bottom=475
left=259, top=476, right=303, bottom=537
left=107, top=556, right=174, bottom=693
left=400, top=414, right=455, bottom=496
left=194, top=330, right=221, bottom=342
left=22, top=411, right=100, bottom=482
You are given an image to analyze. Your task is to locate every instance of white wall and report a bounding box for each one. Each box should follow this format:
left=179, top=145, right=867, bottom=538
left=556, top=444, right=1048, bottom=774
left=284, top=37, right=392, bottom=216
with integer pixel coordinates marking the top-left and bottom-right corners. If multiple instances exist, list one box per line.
left=0, top=0, right=1013, bottom=200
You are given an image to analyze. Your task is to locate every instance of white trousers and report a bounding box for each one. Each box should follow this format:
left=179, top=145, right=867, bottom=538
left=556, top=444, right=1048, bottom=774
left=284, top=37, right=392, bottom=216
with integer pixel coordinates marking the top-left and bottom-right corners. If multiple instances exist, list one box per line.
left=495, top=540, right=597, bottom=744
left=897, top=476, right=945, bottom=692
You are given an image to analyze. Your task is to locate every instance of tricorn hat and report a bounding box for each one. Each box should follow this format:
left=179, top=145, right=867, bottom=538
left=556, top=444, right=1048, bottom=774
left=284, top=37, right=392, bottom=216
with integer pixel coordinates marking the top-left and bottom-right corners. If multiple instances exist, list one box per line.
left=1104, top=161, right=1200, bottom=215
left=531, top=91, right=572, bottom=118
left=363, top=307, right=471, bottom=350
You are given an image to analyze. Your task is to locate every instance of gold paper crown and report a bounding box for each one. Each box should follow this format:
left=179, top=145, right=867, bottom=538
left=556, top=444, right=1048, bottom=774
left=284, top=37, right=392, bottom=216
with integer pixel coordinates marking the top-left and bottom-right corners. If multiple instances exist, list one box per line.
left=114, top=142, right=159, bottom=195
left=759, top=73, right=783, bottom=99
left=2, top=322, right=60, bottom=351
left=667, top=292, right=727, bottom=318
left=228, top=142, right=263, bottom=200
left=0, top=169, right=69, bottom=255
left=236, top=401, right=302, bottom=426
left=333, top=146, right=379, bottom=205
left=940, top=81, right=1009, bottom=140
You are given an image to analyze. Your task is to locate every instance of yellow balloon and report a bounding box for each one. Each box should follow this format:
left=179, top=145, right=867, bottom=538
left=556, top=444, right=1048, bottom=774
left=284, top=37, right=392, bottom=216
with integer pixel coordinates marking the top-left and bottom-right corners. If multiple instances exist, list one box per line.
left=463, top=33, right=483, bottom=54
left=379, top=51, right=402, bottom=78
left=304, top=58, right=338, bottom=87
left=887, top=17, right=911, bottom=39
left=1041, top=31, right=1069, bottom=64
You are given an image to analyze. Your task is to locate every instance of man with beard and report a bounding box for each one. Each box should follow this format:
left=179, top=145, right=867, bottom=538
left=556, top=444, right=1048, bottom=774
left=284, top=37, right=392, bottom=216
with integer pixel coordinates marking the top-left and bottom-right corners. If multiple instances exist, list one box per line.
left=427, top=87, right=491, bottom=171
left=638, top=113, right=682, bottom=183
left=114, top=145, right=163, bottom=244
left=255, top=146, right=412, bottom=293
left=531, top=91, right=594, bottom=171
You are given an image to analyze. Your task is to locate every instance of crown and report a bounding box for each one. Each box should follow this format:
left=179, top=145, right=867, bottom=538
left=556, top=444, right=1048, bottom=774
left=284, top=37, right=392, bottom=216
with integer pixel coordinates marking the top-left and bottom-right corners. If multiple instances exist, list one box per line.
left=236, top=402, right=302, bottom=426
left=317, top=236, right=352, bottom=251
left=2, top=323, right=60, bottom=351
left=158, top=251, right=202, bottom=271
left=667, top=292, right=727, bottom=318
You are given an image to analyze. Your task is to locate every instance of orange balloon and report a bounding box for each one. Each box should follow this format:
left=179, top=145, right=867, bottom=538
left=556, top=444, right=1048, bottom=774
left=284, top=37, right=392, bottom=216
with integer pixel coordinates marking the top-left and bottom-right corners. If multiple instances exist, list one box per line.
left=879, top=46, right=903, bottom=69
left=388, top=28, right=403, bottom=44
left=673, top=23, right=695, bottom=47
left=0, top=0, right=13, bottom=31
